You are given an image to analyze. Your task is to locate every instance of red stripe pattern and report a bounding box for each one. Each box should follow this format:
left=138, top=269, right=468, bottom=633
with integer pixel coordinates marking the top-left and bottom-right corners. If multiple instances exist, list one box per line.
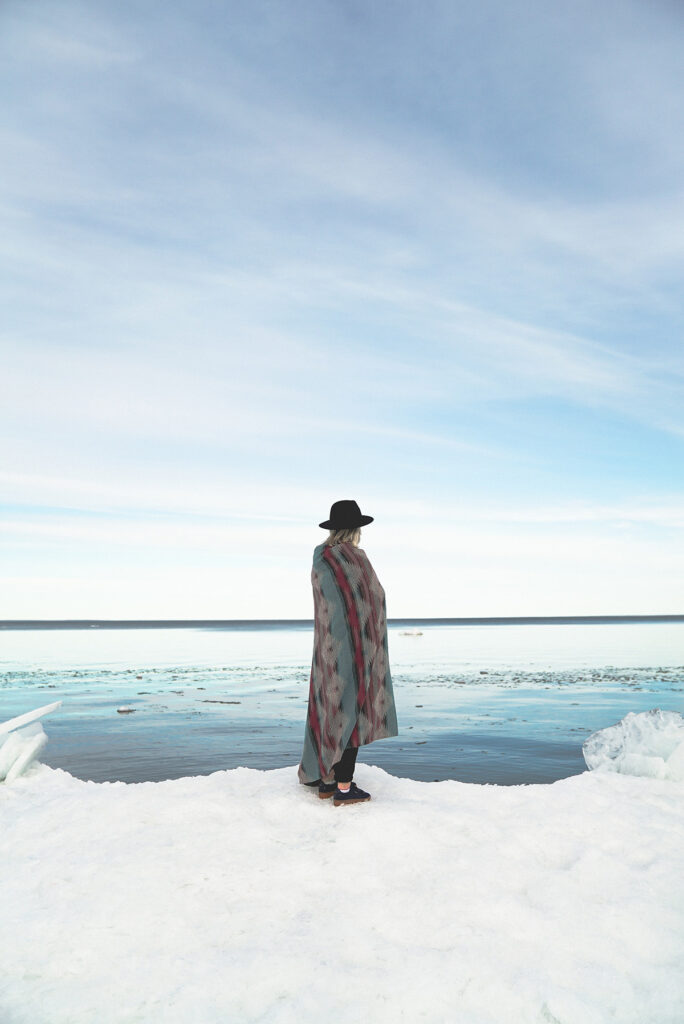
left=298, top=541, right=398, bottom=785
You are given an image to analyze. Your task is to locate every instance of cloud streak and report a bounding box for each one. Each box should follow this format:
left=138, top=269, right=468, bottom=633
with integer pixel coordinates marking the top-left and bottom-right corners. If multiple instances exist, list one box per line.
left=2, top=0, right=684, bottom=614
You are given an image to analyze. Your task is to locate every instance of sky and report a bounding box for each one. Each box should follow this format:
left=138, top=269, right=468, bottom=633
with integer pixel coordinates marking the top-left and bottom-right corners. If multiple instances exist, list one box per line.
left=1, top=0, right=684, bottom=618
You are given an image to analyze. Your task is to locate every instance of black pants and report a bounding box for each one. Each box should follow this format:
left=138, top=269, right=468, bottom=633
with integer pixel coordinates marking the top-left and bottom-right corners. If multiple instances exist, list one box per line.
left=332, top=742, right=358, bottom=784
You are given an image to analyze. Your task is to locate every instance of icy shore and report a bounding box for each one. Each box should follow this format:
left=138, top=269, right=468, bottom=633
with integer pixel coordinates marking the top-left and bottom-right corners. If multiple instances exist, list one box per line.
left=2, top=749, right=683, bottom=1023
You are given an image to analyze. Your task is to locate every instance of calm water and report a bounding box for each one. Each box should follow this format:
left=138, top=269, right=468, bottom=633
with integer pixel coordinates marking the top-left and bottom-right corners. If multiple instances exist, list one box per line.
left=1, top=620, right=683, bottom=786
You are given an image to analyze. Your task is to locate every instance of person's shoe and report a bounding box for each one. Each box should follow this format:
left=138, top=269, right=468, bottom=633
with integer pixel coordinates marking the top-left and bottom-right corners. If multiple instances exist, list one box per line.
left=333, top=781, right=371, bottom=806
left=318, top=780, right=337, bottom=799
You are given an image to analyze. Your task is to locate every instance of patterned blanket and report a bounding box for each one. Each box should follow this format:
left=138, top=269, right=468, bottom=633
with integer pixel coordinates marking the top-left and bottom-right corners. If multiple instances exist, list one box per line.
left=298, top=540, right=399, bottom=785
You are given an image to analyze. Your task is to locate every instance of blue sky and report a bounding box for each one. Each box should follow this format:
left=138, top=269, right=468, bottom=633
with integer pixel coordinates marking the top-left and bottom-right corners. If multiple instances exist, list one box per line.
left=1, top=0, right=683, bottom=617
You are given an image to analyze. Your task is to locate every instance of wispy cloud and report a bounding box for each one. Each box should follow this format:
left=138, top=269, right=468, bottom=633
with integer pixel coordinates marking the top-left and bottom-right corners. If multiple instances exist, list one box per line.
left=2, top=0, right=684, bottom=614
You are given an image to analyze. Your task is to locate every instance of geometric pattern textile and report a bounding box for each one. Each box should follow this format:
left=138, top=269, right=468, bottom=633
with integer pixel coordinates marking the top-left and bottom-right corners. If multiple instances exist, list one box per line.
left=298, top=541, right=399, bottom=786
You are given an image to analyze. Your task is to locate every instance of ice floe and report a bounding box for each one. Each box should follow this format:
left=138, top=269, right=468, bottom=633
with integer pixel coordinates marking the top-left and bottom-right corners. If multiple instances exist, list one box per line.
left=582, top=708, right=684, bottom=781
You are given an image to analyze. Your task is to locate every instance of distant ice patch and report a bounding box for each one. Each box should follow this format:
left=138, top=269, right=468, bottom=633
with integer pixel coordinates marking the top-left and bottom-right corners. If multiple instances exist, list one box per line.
left=583, top=708, right=684, bottom=781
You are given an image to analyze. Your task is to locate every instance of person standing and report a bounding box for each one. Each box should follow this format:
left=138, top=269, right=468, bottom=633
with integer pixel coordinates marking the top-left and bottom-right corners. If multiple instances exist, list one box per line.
left=298, top=499, right=399, bottom=806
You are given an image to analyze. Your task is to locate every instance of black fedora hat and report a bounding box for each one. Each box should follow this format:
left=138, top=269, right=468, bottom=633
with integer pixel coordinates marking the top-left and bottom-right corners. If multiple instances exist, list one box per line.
left=319, top=499, right=374, bottom=530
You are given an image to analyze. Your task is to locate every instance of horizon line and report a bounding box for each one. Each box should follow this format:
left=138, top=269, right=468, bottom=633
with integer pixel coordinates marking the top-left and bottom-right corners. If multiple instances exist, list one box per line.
left=1, top=614, right=683, bottom=630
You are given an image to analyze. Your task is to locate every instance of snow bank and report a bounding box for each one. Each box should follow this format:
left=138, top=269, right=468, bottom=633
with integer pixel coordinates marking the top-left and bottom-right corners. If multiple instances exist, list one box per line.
left=2, top=756, right=683, bottom=1024
left=583, top=708, right=684, bottom=781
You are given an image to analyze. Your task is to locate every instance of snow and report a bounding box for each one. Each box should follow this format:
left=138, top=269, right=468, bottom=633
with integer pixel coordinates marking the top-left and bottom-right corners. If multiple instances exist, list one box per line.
left=582, top=708, right=684, bottom=781
left=1, top=712, right=683, bottom=1023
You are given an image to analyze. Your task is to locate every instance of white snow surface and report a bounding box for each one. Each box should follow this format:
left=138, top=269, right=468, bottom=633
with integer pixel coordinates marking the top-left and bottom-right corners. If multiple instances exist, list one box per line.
left=2, top=754, right=684, bottom=1023
left=582, top=708, right=684, bottom=781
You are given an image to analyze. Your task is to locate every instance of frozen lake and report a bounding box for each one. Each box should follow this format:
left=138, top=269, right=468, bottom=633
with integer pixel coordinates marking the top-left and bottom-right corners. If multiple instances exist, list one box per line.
left=2, top=620, right=683, bottom=785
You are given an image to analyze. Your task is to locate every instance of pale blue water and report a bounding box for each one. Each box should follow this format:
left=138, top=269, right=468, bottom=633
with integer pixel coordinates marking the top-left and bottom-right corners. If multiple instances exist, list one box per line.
left=1, top=620, right=683, bottom=785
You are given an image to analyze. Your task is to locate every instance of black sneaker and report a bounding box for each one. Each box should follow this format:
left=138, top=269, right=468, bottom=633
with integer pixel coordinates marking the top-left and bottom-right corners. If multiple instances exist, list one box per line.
left=333, top=780, right=371, bottom=806
left=318, top=780, right=337, bottom=799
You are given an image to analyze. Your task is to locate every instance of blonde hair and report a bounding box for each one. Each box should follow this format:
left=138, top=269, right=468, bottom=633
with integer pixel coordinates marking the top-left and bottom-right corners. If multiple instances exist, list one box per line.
left=325, top=527, right=361, bottom=547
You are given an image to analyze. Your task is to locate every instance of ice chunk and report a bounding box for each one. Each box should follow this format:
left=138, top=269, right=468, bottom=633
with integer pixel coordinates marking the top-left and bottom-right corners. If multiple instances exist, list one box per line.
left=0, top=700, right=61, bottom=736
left=0, top=721, right=48, bottom=783
left=0, top=701, right=60, bottom=784
left=582, top=708, right=684, bottom=781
